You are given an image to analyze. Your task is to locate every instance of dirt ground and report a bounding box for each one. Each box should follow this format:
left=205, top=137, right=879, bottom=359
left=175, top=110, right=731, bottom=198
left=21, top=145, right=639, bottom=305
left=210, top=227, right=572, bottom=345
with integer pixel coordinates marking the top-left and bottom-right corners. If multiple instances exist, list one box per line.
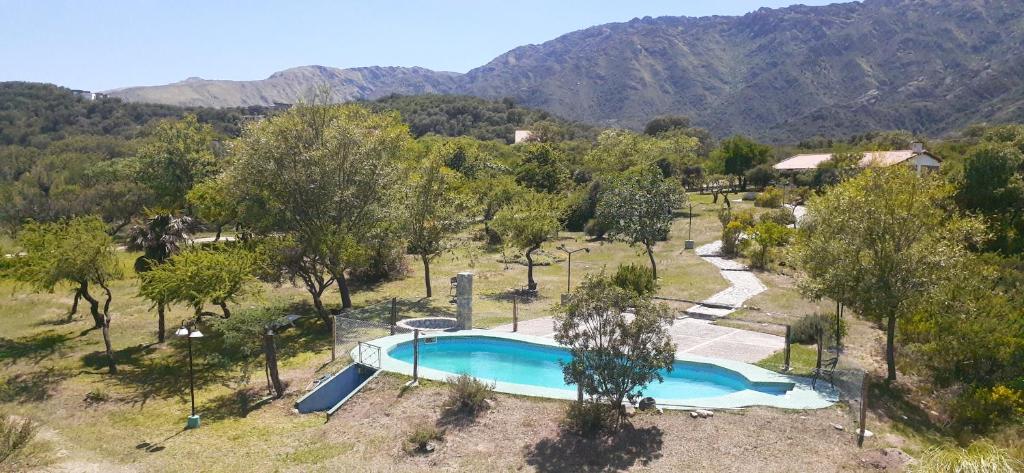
left=297, top=374, right=901, bottom=473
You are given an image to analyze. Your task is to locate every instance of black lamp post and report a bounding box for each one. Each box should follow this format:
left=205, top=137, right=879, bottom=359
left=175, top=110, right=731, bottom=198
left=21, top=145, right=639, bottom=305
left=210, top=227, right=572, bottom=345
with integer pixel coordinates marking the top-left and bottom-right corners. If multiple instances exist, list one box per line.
left=557, top=244, right=590, bottom=293
left=176, top=321, right=204, bottom=429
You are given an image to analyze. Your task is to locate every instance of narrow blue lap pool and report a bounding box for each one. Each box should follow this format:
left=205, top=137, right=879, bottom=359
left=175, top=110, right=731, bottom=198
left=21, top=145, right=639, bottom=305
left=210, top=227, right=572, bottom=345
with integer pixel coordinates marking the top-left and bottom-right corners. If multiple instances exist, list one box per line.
left=356, top=330, right=834, bottom=410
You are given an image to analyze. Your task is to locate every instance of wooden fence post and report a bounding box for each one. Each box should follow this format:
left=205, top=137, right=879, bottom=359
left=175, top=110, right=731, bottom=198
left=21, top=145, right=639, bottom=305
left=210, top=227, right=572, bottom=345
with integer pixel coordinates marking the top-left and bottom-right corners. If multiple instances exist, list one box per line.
left=390, top=297, right=397, bottom=335
left=783, top=325, right=792, bottom=372
left=513, top=296, right=518, bottom=332
left=412, top=329, right=420, bottom=384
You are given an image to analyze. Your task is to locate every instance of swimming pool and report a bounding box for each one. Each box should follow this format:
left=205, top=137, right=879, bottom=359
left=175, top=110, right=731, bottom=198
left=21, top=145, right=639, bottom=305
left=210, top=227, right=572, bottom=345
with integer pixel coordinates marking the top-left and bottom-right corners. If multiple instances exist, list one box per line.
left=355, top=330, right=834, bottom=410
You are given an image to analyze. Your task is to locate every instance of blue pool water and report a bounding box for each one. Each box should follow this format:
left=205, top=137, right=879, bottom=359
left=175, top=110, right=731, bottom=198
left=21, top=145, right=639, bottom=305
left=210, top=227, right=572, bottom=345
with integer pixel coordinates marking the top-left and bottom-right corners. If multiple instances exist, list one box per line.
left=389, top=336, right=790, bottom=401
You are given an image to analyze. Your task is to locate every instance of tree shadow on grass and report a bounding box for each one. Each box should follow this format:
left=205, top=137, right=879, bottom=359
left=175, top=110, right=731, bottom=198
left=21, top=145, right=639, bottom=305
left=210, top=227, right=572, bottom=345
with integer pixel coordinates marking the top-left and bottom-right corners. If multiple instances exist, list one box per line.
left=0, top=368, right=71, bottom=403
left=343, top=297, right=456, bottom=323
left=525, top=425, right=664, bottom=473
left=0, top=331, right=77, bottom=366
left=199, top=386, right=275, bottom=422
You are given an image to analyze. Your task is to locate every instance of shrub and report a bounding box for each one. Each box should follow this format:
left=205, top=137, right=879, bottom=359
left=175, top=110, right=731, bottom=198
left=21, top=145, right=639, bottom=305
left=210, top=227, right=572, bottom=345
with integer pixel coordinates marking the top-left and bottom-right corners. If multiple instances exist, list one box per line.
left=84, top=389, right=110, bottom=404
left=754, top=186, right=784, bottom=208
left=611, top=264, right=657, bottom=297
left=406, top=423, right=443, bottom=453
left=0, top=414, right=52, bottom=471
left=790, top=312, right=846, bottom=345
left=745, top=164, right=776, bottom=189
left=911, top=440, right=1022, bottom=473
left=583, top=218, right=609, bottom=239
left=743, top=221, right=793, bottom=269
left=759, top=208, right=797, bottom=227
left=562, top=401, right=617, bottom=438
left=443, top=374, right=494, bottom=416
left=719, top=208, right=755, bottom=256
left=952, top=385, right=1024, bottom=433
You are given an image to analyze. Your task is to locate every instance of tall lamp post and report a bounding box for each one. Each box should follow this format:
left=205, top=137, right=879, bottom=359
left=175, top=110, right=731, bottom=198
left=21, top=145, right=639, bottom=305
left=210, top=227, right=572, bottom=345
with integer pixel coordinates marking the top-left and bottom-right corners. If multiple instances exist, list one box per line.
left=557, top=244, right=589, bottom=293
left=175, top=321, right=204, bottom=429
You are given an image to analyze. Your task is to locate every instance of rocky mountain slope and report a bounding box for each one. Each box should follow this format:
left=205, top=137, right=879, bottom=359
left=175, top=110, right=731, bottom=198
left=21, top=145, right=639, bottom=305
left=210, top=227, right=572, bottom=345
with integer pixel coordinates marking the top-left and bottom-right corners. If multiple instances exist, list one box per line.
left=107, top=0, right=1024, bottom=141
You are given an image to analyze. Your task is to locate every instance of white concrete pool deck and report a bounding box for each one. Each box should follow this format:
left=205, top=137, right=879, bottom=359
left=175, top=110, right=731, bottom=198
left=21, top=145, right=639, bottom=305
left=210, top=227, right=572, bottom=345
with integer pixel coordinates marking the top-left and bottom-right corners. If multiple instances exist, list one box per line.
left=491, top=316, right=784, bottom=364
left=356, top=330, right=835, bottom=410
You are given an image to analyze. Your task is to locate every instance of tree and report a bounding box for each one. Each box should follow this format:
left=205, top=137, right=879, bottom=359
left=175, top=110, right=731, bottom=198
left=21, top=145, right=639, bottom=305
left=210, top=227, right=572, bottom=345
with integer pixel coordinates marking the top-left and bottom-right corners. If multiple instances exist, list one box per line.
left=255, top=235, right=335, bottom=324
left=135, top=114, right=220, bottom=212
left=515, top=143, right=567, bottom=193
left=187, top=176, right=238, bottom=241
left=953, top=143, right=1024, bottom=253
left=212, top=306, right=289, bottom=398
left=126, top=214, right=197, bottom=342
left=470, top=175, right=521, bottom=243
left=712, top=136, right=773, bottom=190
left=492, top=192, right=562, bottom=291
left=228, top=102, right=409, bottom=309
left=12, top=217, right=122, bottom=373
left=643, top=115, right=691, bottom=136
left=743, top=221, right=793, bottom=269
left=406, top=149, right=473, bottom=297
left=138, top=247, right=258, bottom=320
left=596, top=165, right=682, bottom=279
left=554, top=274, right=676, bottom=426
left=791, top=166, right=985, bottom=381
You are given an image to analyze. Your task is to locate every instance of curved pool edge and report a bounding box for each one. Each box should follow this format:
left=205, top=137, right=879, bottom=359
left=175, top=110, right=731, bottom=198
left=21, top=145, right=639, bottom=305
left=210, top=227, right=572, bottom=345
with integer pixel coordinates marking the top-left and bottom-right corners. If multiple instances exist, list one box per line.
left=351, top=330, right=836, bottom=410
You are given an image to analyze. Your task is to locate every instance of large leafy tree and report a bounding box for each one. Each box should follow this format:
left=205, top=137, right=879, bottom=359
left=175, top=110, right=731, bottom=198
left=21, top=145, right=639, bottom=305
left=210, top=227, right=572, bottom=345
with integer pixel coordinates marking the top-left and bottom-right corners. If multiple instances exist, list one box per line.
left=515, top=143, right=568, bottom=193
left=228, top=102, right=409, bottom=309
left=406, top=147, right=473, bottom=297
left=12, top=216, right=122, bottom=373
left=953, top=142, right=1024, bottom=254
left=554, top=274, right=676, bottom=426
left=712, top=135, right=773, bottom=190
left=492, top=191, right=562, bottom=291
left=596, top=165, right=682, bottom=279
left=138, top=247, right=258, bottom=320
left=792, top=166, right=985, bottom=381
left=135, top=114, right=220, bottom=212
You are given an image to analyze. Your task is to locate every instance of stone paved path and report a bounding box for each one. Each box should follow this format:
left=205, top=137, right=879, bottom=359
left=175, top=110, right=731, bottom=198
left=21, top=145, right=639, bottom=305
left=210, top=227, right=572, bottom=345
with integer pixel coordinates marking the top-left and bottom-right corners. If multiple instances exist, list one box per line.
left=684, top=241, right=766, bottom=318
left=490, top=317, right=783, bottom=363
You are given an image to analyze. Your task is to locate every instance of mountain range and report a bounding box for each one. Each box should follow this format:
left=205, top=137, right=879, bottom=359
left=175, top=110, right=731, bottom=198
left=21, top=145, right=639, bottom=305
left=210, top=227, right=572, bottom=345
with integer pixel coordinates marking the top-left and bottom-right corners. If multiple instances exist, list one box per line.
left=106, top=0, right=1024, bottom=142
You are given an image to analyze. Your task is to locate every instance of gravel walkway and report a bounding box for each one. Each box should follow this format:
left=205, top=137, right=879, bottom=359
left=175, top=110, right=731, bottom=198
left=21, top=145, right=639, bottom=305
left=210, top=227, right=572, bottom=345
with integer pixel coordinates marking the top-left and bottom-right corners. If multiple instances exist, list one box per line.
left=684, top=241, right=766, bottom=318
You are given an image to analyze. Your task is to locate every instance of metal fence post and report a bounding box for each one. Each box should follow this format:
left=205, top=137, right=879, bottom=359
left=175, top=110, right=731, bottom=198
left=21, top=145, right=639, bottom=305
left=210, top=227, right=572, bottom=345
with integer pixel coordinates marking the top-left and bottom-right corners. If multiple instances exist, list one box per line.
left=412, top=329, right=420, bottom=383
left=330, top=316, right=336, bottom=362
left=390, top=297, right=397, bottom=335
left=816, top=326, right=825, bottom=370
left=783, top=325, right=791, bottom=372
left=858, top=373, right=870, bottom=447
left=513, top=295, right=518, bottom=332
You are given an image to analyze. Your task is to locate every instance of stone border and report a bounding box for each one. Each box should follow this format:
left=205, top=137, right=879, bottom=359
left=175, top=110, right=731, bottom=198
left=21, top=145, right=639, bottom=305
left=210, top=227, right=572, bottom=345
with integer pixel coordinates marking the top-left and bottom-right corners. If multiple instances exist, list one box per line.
left=395, top=316, right=457, bottom=332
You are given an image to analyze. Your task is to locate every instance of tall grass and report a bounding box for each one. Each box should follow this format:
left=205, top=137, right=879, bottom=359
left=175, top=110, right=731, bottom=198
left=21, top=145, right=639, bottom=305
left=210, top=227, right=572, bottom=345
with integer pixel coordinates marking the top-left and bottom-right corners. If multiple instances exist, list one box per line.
left=0, top=414, right=52, bottom=472
left=911, top=440, right=1022, bottom=473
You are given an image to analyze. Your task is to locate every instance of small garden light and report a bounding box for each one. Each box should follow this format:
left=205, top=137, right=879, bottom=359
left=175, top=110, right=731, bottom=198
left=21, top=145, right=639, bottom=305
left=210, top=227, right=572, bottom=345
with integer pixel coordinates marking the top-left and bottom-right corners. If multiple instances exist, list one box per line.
left=176, top=321, right=203, bottom=429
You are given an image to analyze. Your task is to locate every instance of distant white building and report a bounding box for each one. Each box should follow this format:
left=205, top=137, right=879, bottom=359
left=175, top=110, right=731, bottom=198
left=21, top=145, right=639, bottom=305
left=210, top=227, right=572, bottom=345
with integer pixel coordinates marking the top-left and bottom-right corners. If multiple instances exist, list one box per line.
left=774, top=142, right=940, bottom=174
left=70, top=90, right=107, bottom=101
left=513, top=130, right=536, bottom=144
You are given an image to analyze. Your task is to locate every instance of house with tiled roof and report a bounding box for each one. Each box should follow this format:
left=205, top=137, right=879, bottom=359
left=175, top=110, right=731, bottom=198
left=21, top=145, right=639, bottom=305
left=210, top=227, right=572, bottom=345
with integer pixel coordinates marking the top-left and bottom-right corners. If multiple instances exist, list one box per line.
left=774, top=142, right=940, bottom=174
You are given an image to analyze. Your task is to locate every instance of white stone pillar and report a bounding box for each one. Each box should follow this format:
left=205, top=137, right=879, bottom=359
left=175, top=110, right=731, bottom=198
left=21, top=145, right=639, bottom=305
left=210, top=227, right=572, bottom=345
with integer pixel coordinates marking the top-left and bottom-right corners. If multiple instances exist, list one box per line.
left=456, top=272, right=473, bottom=330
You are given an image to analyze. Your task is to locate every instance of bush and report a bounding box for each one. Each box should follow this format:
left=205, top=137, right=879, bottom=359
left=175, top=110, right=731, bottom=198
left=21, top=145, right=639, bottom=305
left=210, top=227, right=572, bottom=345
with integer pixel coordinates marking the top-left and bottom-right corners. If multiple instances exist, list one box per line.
left=759, top=208, right=797, bottom=227
left=443, top=374, right=494, bottom=416
left=952, top=385, right=1024, bottom=433
left=406, top=423, right=443, bottom=453
left=754, top=186, right=784, bottom=208
left=745, top=163, right=777, bottom=189
left=0, top=414, right=51, bottom=471
left=911, top=440, right=1022, bottom=473
left=583, top=218, right=609, bottom=239
left=611, top=264, right=657, bottom=297
left=790, top=312, right=845, bottom=345
left=719, top=208, right=755, bottom=256
left=562, top=401, right=617, bottom=438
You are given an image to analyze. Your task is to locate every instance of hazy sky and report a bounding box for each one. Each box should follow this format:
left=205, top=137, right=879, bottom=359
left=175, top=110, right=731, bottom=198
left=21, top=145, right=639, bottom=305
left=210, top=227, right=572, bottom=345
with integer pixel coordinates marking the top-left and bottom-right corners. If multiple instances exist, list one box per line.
left=1, top=0, right=837, bottom=91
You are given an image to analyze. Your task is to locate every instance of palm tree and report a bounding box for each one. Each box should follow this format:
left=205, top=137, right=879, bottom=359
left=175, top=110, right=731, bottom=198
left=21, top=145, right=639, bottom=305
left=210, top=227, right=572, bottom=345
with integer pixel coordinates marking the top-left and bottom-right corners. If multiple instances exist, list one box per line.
left=127, top=214, right=197, bottom=342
